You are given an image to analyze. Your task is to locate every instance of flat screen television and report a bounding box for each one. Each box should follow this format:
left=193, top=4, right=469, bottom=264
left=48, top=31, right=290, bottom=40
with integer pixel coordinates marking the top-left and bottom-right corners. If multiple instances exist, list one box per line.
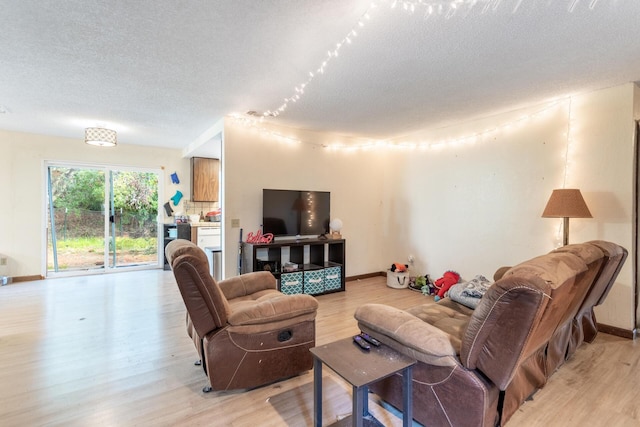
left=262, top=189, right=330, bottom=237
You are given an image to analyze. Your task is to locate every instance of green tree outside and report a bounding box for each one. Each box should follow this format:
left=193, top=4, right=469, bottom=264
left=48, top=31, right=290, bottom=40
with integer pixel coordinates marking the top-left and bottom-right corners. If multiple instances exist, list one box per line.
left=48, top=167, right=159, bottom=270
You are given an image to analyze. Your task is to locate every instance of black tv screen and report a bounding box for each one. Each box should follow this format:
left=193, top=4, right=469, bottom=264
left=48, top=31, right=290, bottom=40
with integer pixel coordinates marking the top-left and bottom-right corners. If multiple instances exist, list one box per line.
left=262, top=189, right=330, bottom=237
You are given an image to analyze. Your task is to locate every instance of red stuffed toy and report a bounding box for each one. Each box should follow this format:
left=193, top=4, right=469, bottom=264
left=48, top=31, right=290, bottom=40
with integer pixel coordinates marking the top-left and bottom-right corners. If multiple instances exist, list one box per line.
left=433, top=271, right=460, bottom=301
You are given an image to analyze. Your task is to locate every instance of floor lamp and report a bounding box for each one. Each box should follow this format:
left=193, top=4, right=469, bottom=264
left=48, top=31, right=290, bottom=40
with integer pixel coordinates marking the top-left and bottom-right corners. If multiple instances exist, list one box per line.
left=542, top=189, right=592, bottom=246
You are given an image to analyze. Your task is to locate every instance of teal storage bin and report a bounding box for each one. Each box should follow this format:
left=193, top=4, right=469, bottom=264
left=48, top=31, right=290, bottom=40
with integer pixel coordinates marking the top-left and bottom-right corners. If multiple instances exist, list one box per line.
left=304, top=269, right=325, bottom=295
left=324, top=266, right=342, bottom=291
left=280, top=272, right=303, bottom=295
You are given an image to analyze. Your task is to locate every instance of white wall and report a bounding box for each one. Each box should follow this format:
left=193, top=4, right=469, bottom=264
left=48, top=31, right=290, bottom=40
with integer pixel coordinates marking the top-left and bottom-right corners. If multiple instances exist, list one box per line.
left=222, top=101, right=572, bottom=280
left=0, top=130, right=189, bottom=277
left=569, top=84, right=636, bottom=329
left=221, top=83, right=637, bottom=331
left=379, top=102, right=570, bottom=278
left=222, top=121, right=388, bottom=278
left=378, top=84, right=637, bottom=330
left=1, top=83, right=637, bottom=331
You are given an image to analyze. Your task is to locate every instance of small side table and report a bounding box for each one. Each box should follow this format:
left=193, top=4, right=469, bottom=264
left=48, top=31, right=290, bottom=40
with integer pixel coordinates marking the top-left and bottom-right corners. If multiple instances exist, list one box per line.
left=310, top=337, right=416, bottom=427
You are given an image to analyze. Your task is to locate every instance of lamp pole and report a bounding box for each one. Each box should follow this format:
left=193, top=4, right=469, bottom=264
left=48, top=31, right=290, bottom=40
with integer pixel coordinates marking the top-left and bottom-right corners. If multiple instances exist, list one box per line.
left=563, top=217, right=570, bottom=246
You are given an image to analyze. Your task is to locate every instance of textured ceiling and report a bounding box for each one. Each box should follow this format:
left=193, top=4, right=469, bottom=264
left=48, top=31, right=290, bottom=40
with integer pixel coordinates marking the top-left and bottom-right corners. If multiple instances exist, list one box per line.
left=1, top=0, right=639, bottom=150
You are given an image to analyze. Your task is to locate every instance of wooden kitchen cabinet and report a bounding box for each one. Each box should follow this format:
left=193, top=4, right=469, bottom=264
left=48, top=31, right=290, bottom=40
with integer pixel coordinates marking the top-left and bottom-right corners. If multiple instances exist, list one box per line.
left=191, top=157, right=219, bottom=202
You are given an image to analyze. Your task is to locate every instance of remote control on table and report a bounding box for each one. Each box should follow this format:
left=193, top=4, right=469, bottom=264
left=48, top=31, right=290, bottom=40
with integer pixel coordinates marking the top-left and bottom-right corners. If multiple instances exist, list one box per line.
left=353, top=335, right=371, bottom=351
left=359, top=333, right=381, bottom=347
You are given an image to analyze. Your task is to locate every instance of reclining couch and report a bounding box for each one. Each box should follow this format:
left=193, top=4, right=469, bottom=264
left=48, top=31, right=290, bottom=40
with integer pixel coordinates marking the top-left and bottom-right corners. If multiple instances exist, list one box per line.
left=166, top=239, right=319, bottom=391
left=355, top=240, right=626, bottom=426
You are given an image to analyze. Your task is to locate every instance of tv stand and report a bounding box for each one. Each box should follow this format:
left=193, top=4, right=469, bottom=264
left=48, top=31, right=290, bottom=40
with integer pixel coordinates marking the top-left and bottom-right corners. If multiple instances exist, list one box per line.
left=242, top=238, right=345, bottom=295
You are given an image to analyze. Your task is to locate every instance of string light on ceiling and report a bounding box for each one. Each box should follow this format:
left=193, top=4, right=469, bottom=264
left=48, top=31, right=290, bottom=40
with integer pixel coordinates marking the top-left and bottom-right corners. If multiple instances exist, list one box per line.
left=254, top=0, right=497, bottom=120
left=228, top=114, right=302, bottom=145
left=248, top=0, right=596, bottom=122
left=569, top=0, right=601, bottom=12
left=234, top=0, right=596, bottom=150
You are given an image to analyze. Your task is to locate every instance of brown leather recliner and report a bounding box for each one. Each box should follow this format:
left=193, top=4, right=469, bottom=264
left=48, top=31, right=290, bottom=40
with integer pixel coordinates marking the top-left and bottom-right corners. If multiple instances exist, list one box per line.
left=494, top=241, right=627, bottom=381
left=565, top=240, right=627, bottom=352
left=543, top=241, right=627, bottom=377
left=355, top=241, right=626, bottom=426
left=166, top=239, right=318, bottom=392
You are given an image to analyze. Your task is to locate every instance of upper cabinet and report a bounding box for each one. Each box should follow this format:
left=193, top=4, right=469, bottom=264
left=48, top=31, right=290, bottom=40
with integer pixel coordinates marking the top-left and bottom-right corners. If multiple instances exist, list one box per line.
left=191, top=157, right=220, bottom=202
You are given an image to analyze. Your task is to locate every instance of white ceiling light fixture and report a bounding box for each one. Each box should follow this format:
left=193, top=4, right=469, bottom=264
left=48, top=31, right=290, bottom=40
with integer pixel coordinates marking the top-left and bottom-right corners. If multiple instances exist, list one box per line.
left=85, top=127, right=117, bottom=147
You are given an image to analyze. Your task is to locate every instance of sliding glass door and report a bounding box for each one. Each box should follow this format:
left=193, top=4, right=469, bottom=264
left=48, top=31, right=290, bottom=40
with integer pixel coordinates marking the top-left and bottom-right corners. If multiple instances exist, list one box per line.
left=108, top=169, right=159, bottom=269
left=46, top=163, right=161, bottom=275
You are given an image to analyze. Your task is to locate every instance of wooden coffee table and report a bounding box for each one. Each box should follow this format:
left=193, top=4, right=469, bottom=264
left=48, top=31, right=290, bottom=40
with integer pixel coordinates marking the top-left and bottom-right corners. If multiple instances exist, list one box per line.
left=310, top=337, right=416, bottom=427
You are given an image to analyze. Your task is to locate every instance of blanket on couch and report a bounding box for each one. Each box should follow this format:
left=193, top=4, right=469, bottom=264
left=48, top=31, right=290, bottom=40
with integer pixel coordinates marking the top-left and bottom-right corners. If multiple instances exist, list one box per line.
left=448, top=274, right=492, bottom=309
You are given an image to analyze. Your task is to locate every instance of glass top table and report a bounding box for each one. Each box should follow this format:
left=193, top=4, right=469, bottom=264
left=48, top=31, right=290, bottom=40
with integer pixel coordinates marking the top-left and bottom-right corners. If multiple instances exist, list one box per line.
left=310, top=336, right=416, bottom=427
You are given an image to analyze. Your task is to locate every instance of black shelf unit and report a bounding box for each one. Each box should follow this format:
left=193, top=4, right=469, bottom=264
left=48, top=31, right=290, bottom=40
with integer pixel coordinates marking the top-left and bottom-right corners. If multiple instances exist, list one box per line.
left=242, top=238, right=346, bottom=295
left=163, top=223, right=191, bottom=270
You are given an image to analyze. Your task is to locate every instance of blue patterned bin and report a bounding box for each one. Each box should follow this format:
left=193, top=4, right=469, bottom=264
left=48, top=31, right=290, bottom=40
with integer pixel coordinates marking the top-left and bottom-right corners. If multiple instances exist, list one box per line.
left=324, top=266, right=342, bottom=291
left=304, top=269, right=325, bottom=295
left=280, top=272, right=303, bottom=295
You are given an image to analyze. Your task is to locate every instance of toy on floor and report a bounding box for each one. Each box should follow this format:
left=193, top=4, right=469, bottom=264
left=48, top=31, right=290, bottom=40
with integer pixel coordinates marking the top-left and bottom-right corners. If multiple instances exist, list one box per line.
left=420, top=274, right=435, bottom=296
left=387, top=262, right=410, bottom=289
left=433, top=271, right=461, bottom=301
left=390, top=262, right=408, bottom=272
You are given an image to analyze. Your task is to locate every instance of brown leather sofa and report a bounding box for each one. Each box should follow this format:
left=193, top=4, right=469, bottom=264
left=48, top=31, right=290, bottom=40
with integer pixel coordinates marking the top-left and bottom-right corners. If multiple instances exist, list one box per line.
left=557, top=241, right=627, bottom=358
left=355, top=241, right=626, bottom=426
left=166, top=239, right=319, bottom=392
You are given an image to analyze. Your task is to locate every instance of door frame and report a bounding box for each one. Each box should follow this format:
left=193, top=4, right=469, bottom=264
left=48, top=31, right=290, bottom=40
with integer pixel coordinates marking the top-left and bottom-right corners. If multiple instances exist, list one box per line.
left=42, top=160, right=164, bottom=278
left=635, top=121, right=639, bottom=335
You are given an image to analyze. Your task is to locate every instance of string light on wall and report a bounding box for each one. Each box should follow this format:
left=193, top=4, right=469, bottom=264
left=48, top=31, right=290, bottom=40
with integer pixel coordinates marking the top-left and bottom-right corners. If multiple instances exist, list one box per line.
left=325, top=98, right=568, bottom=151
left=230, top=98, right=569, bottom=152
left=546, top=96, right=579, bottom=246
left=227, top=98, right=571, bottom=153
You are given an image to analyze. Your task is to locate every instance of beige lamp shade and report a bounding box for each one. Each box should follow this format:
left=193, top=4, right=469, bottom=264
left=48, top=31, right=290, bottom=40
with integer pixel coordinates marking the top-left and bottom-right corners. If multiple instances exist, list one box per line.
left=542, top=189, right=592, bottom=246
left=542, top=189, right=592, bottom=219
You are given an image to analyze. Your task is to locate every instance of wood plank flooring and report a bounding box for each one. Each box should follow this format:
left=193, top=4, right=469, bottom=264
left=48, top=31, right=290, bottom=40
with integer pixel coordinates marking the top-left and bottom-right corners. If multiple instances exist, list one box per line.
left=0, top=270, right=638, bottom=426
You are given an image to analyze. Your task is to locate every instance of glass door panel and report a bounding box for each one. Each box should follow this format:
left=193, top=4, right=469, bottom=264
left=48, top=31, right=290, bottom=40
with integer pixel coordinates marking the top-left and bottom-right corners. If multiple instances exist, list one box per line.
left=108, top=170, right=159, bottom=268
left=47, top=166, right=107, bottom=272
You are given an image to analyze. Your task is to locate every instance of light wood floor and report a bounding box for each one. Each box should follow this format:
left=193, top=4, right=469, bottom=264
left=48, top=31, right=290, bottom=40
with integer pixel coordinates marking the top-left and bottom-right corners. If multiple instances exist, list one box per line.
left=0, top=270, right=638, bottom=426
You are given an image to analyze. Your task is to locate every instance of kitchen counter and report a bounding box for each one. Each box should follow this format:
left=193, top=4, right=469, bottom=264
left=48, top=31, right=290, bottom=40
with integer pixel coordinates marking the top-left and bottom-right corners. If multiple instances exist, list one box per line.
left=189, top=222, right=221, bottom=227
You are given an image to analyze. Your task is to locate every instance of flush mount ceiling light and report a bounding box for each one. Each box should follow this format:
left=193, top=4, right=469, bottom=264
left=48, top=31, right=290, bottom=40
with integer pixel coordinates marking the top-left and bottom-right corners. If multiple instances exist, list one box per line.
left=85, top=127, right=117, bottom=147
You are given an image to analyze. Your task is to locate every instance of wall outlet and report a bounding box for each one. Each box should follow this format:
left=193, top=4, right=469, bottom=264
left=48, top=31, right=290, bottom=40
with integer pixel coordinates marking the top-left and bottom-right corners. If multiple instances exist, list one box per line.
left=0, top=257, right=7, bottom=266
left=231, top=219, right=240, bottom=228
left=408, top=255, right=415, bottom=265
